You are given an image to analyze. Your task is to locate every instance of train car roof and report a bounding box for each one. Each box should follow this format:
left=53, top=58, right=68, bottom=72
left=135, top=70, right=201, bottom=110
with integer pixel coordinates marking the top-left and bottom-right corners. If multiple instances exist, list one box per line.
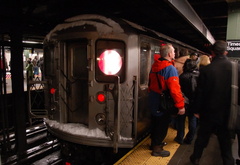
left=45, top=14, right=202, bottom=53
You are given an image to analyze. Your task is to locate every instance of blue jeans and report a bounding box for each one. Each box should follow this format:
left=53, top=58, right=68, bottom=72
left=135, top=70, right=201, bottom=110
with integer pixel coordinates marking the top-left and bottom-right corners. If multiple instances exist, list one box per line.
left=33, top=66, right=39, bottom=76
left=175, top=111, right=197, bottom=143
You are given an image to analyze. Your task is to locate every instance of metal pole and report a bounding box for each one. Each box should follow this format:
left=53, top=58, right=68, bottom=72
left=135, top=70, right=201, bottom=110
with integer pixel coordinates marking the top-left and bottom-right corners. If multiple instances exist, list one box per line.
left=113, top=76, right=120, bottom=153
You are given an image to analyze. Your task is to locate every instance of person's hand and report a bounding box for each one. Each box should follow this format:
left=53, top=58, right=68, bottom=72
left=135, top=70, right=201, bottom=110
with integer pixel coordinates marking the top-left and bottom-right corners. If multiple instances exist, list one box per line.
left=178, top=108, right=185, bottom=115
left=194, top=113, right=200, bottom=118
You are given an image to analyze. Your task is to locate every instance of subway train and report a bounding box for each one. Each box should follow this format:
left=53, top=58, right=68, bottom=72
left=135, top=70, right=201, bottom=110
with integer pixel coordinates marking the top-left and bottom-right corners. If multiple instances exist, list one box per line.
left=43, top=14, right=202, bottom=161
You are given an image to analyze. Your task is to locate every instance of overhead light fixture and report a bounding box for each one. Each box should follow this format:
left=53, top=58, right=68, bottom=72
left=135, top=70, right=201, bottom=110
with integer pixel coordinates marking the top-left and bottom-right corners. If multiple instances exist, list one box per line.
left=22, top=40, right=43, bottom=44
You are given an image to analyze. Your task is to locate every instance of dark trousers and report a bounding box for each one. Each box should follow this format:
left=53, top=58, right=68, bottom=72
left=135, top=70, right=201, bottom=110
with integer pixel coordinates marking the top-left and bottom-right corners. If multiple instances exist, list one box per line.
left=176, top=112, right=197, bottom=142
left=192, top=121, right=234, bottom=165
left=151, top=113, right=171, bottom=147
left=236, top=130, right=240, bottom=165
left=236, top=130, right=240, bottom=157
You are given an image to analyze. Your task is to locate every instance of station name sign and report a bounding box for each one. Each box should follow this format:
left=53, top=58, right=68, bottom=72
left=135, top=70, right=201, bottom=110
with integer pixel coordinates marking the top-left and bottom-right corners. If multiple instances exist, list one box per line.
left=227, top=40, right=240, bottom=57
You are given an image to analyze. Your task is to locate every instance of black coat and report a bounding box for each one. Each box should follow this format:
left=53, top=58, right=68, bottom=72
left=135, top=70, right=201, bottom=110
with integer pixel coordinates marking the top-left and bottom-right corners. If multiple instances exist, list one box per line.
left=194, top=55, right=234, bottom=126
left=179, top=70, right=199, bottom=103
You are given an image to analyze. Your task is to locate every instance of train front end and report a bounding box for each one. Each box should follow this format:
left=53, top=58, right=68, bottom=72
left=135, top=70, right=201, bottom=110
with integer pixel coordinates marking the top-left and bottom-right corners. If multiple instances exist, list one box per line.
left=43, top=15, right=151, bottom=153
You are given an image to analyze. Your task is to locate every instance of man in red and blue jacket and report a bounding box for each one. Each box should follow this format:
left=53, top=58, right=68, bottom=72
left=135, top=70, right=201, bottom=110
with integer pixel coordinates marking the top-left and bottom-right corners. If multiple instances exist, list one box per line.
left=148, top=43, right=185, bottom=157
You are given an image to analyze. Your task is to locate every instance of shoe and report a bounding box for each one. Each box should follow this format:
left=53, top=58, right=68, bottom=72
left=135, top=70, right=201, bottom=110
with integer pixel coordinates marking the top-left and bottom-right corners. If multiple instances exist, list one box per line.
left=149, top=142, right=167, bottom=150
left=183, top=138, right=191, bottom=144
left=190, top=155, right=200, bottom=165
left=174, top=137, right=183, bottom=144
left=151, top=145, right=170, bottom=157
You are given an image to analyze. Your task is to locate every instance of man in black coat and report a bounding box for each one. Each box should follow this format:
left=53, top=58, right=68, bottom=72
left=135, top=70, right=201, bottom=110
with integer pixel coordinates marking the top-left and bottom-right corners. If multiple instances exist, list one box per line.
left=190, top=40, right=235, bottom=165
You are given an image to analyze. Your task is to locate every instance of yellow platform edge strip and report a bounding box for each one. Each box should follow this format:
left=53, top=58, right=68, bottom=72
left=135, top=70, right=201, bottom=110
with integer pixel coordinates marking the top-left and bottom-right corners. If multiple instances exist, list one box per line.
left=114, top=135, right=151, bottom=165
left=114, top=127, right=181, bottom=165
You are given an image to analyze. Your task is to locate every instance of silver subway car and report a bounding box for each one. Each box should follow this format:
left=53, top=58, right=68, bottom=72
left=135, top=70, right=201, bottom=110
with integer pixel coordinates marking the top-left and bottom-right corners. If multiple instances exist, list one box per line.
left=43, top=14, right=200, bottom=154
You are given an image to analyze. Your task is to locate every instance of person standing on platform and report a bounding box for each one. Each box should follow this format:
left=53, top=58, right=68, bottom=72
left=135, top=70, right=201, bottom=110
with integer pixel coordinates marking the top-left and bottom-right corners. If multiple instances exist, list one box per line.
left=174, top=59, right=199, bottom=145
left=190, top=52, right=199, bottom=62
left=148, top=43, right=185, bottom=157
left=26, top=59, right=33, bottom=81
left=197, top=54, right=211, bottom=70
left=0, top=58, right=4, bottom=83
left=1, top=57, right=8, bottom=83
left=190, top=40, right=235, bottom=165
left=171, top=48, right=189, bottom=130
left=32, top=56, right=39, bottom=79
left=174, top=48, right=190, bottom=75
left=38, top=57, right=44, bottom=80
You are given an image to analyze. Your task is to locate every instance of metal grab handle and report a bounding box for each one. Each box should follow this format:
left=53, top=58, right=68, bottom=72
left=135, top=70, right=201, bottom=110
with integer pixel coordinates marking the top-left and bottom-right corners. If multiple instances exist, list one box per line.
left=113, top=76, right=120, bottom=153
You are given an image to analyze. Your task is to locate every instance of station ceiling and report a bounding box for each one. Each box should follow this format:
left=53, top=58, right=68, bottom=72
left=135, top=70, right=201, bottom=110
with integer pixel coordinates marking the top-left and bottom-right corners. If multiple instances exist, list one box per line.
left=0, top=0, right=236, bottom=53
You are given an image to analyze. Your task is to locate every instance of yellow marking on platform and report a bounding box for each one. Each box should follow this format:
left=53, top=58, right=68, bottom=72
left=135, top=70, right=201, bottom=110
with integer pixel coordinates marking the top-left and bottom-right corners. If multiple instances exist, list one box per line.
left=114, top=127, right=180, bottom=165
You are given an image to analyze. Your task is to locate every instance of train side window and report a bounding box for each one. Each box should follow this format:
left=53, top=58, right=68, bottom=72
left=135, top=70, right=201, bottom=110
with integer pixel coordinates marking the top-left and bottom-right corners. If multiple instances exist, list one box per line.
left=44, top=43, right=55, bottom=76
left=140, top=43, right=150, bottom=85
left=151, top=45, right=160, bottom=65
left=95, top=39, right=125, bottom=83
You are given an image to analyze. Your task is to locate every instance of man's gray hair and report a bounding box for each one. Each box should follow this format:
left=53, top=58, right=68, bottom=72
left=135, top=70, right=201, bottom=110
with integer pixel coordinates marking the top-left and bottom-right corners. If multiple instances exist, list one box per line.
left=160, top=43, right=173, bottom=58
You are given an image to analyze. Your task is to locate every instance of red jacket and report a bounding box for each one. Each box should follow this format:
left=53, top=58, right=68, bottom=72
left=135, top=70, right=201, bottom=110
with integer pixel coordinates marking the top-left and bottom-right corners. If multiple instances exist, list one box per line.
left=149, top=57, right=185, bottom=109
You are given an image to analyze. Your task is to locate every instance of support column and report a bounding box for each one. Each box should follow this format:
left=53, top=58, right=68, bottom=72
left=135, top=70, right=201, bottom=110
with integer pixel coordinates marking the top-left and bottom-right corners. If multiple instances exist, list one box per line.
left=10, top=0, right=27, bottom=154
left=10, top=30, right=27, bottom=155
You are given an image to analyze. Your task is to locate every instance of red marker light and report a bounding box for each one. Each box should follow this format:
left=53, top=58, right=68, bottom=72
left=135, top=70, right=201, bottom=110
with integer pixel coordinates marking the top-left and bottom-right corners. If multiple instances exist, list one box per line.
left=97, top=93, right=106, bottom=103
left=50, top=88, right=56, bottom=94
left=65, top=162, right=71, bottom=165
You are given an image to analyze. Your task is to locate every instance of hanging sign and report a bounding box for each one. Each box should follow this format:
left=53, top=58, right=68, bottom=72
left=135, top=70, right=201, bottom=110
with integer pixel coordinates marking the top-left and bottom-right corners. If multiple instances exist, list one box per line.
left=227, top=40, right=240, bottom=57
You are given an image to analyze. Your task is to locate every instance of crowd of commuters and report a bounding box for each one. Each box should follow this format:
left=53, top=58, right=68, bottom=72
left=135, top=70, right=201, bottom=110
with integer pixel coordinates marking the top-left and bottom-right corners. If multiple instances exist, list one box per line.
left=148, top=40, right=240, bottom=165
left=25, top=56, right=44, bottom=81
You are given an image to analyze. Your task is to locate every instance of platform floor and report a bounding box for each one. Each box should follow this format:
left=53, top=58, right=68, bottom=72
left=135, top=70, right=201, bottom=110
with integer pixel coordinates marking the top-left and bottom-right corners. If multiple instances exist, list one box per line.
left=115, top=126, right=239, bottom=165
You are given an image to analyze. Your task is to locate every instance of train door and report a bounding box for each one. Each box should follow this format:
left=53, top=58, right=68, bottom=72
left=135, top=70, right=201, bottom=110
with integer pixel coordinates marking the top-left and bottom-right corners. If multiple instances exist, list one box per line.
left=65, top=40, right=89, bottom=125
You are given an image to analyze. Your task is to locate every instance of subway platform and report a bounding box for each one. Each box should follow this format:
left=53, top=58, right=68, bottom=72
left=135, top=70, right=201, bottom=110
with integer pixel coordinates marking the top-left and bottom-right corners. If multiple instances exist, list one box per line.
left=114, top=126, right=239, bottom=165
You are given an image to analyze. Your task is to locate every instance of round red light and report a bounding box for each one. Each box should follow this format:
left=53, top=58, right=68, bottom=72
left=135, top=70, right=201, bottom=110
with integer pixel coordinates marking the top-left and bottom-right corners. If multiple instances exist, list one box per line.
left=97, top=93, right=105, bottom=102
left=50, top=88, right=56, bottom=94
left=98, top=50, right=122, bottom=75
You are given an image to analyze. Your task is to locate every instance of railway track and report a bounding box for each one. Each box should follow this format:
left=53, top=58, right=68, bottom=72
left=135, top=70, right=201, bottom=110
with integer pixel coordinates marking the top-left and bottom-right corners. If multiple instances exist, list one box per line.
left=1, top=123, right=130, bottom=165
left=1, top=123, right=62, bottom=165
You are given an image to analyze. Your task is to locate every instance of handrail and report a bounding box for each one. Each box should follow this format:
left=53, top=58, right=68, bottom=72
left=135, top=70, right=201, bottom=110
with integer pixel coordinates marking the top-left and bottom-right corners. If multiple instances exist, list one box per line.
left=113, top=76, right=120, bottom=153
